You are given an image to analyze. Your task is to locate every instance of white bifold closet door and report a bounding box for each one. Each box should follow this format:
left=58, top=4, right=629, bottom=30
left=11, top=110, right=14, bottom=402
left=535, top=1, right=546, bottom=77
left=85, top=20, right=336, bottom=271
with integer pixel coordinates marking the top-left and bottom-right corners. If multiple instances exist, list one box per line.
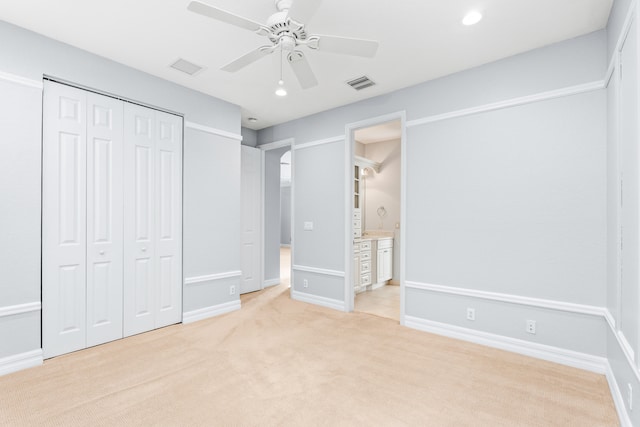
left=43, top=81, right=182, bottom=358
left=123, top=103, right=182, bottom=337
left=43, top=82, right=124, bottom=358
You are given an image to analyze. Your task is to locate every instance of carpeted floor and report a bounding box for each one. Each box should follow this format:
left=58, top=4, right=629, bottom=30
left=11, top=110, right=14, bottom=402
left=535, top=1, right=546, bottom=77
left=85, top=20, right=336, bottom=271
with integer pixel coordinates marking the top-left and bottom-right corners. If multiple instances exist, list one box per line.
left=0, top=283, right=618, bottom=426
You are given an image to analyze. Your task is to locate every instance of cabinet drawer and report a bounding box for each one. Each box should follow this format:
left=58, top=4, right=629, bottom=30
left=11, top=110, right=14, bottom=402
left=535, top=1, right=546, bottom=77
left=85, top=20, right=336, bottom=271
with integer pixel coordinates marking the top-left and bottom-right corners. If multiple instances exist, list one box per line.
left=360, top=241, right=371, bottom=251
left=361, top=261, right=371, bottom=273
left=353, top=229, right=361, bottom=238
left=353, top=219, right=361, bottom=229
left=377, top=238, right=393, bottom=249
left=353, top=210, right=361, bottom=220
left=360, top=251, right=371, bottom=261
left=361, top=273, right=371, bottom=285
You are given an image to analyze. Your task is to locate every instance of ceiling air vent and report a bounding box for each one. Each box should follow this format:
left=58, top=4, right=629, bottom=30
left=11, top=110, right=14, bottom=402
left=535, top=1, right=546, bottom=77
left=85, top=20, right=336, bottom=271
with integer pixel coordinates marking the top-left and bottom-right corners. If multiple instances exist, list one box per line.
left=170, top=58, right=204, bottom=76
left=346, top=75, right=375, bottom=91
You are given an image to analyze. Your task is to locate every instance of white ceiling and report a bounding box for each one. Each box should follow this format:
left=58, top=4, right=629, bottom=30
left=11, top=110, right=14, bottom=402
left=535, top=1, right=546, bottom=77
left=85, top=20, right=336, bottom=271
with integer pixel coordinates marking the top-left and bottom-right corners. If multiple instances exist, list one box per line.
left=0, top=0, right=613, bottom=130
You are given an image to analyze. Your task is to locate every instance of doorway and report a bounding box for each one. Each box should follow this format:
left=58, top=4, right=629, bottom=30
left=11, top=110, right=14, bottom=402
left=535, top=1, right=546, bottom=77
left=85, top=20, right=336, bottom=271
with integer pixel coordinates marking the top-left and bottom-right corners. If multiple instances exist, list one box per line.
left=279, top=150, right=292, bottom=287
left=261, top=141, right=293, bottom=291
left=346, top=115, right=405, bottom=322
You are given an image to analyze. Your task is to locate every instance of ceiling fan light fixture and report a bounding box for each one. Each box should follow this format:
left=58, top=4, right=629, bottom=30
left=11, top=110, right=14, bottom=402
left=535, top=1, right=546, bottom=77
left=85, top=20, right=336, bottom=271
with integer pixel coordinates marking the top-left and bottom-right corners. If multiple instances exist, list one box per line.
left=462, top=10, right=483, bottom=26
left=275, top=80, right=288, bottom=97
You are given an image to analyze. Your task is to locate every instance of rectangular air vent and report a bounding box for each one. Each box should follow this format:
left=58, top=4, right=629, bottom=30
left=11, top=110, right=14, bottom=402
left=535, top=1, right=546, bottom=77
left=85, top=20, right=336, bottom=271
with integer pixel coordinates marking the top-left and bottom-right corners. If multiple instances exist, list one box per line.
left=170, top=58, right=204, bottom=76
left=346, top=76, right=375, bottom=91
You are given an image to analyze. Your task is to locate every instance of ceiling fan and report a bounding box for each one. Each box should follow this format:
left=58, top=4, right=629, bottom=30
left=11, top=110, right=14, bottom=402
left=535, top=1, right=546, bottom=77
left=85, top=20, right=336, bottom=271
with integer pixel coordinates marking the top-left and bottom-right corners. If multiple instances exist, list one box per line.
left=187, top=0, right=379, bottom=89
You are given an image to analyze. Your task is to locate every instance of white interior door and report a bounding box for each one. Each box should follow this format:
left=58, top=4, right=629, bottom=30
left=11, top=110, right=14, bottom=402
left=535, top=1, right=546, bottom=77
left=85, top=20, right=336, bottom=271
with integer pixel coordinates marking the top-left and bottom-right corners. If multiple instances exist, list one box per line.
left=241, top=146, right=262, bottom=294
left=123, top=103, right=157, bottom=337
left=42, top=82, right=88, bottom=358
left=86, top=92, right=124, bottom=347
left=154, top=111, right=183, bottom=327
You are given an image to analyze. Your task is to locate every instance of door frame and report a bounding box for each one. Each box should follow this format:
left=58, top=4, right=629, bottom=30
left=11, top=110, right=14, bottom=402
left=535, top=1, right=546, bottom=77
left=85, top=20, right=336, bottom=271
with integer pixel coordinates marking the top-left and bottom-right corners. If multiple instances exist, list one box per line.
left=259, top=138, right=294, bottom=291
left=344, top=111, right=407, bottom=324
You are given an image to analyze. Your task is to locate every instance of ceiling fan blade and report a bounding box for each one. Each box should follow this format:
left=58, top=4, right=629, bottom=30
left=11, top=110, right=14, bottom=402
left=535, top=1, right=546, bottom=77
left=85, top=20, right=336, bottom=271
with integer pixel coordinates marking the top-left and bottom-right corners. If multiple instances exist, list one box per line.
left=287, top=0, right=323, bottom=23
left=221, top=46, right=275, bottom=72
left=188, top=1, right=264, bottom=32
left=287, top=51, right=318, bottom=89
left=311, top=35, right=379, bottom=57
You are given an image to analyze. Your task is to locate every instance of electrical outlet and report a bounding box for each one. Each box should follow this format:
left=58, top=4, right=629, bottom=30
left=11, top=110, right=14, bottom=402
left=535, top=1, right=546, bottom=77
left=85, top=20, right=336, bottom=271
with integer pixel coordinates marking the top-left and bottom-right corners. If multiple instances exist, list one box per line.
left=526, top=320, right=536, bottom=334
left=628, top=383, right=633, bottom=411
left=303, top=279, right=308, bottom=288
left=466, top=308, right=475, bottom=321
left=229, top=285, right=236, bottom=295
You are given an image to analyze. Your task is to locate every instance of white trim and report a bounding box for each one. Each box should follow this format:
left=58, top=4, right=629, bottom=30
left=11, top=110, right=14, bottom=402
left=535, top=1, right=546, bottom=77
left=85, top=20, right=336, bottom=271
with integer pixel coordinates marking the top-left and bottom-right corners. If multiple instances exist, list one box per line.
left=406, top=81, right=605, bottom=128
left=182, top=300, right=241, bottom=324
left=618, top=331, right=636, bottom=363
left=405, top=281, right=606, bottom=317
left=184, top=121, right=242, bottom=141
left=263, top=278, right=280, bottom=288
left=605, top=309, right=640, bottom=383
left=0, top=349, right=43, bottom=376
left=280, top=243, right=291, bottom=248
left=292, top=265, right=345, bottom=277
left=0, top=71, right=42, bottom=89
left=606, top=0, right=637, bottom=89
left=604, top=309, right=617, bottom=331
left=291, top=290, right=345, bottom=311
left=606, top=361, right=633, bottom=427
left=404, top=316, right=607, bottom=374
left=184, top=271, right=242, bottom=286
left=0, top=302, right=41, bottom=318
left=259, top=138, right=294, bottom=151
left=354, top=155, right=381, bottom=173
left=294, top=135, right=344, bottom=151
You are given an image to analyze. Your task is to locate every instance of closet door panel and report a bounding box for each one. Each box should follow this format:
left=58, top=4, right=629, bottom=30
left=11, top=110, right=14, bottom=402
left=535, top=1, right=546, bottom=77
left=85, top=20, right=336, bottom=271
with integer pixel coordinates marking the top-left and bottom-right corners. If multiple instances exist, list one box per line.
left=43, top=82, right=87, bottom=358
left=155, top=112, right=183, bottom=327
left=124, top=104, right=156, bottom=336
left=86, top=93, right=124, bottom=347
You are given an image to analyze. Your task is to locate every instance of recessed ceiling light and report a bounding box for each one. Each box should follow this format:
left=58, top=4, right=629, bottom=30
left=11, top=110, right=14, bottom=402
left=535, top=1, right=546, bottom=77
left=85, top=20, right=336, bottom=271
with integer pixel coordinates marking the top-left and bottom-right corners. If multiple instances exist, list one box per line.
left=248, top=117, right=258, bottom=123
left=462, top=10, right=483, bottom=26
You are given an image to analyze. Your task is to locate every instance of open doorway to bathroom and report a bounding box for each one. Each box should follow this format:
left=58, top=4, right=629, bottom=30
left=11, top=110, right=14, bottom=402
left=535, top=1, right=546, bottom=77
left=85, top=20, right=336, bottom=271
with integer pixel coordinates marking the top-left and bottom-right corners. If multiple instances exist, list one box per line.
left=351, top=119, right=402, bottom=321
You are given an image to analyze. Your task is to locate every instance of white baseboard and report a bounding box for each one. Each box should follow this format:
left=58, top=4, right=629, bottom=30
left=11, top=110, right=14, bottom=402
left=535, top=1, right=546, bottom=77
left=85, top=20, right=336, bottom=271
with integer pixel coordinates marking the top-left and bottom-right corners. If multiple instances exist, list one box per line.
left=291, top=290, right=345, bottom=312
left=182, top=300, right=241, bottom=324
left=404, top=316, right=607, bottom=374
left=280, top=244, right=291, bottom=248
left=263, top=278, right=280, bottom=288
left=371, top=281, right=388, bottom=290
left=605, top=361, right=633, bottom=427
left=0, top=349, right=43, bottom=376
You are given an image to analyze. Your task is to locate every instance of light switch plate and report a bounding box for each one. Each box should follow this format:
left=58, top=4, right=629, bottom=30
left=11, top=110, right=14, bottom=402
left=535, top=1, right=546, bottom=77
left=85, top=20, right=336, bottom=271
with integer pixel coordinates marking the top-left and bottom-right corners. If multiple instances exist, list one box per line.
left=304, top=221, right=314, bottom=231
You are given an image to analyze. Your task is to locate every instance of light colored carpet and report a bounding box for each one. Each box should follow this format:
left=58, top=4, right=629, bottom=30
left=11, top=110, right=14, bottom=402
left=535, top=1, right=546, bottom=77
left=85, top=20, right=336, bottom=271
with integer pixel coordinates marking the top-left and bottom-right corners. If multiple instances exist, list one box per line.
left=0, top=283, right=618, bottom=426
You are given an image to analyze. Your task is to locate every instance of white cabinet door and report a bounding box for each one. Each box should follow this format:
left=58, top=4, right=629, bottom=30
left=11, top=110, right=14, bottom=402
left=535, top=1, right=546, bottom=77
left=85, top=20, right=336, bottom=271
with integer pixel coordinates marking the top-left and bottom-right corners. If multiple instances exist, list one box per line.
left=86, top=93, right=124, bottom=347
left=43, top=82, right=88, bottom=358
left=240, top=146, right=262, bottom=294
left=377, top=248, right=393, bottom=283
left=154, top=111, right=183, bottom=328
left=124, top=103, right=157, bottom=337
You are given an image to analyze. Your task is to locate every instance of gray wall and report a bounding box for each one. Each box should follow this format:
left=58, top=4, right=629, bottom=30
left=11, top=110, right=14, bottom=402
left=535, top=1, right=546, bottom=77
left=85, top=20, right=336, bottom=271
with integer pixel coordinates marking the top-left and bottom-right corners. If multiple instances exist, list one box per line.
left=292, top=141, right=346, bottom=300
left=183, top=129, right=241, bottom=311
left=0, top=80, right=42, bottom=359
left=241, top=127, right=258, bottom=147
left=0, top=20, right=241, bottom=364
left=406, top=91, right=606, bottom=305
left=280, top=185, right=292, bottom=245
